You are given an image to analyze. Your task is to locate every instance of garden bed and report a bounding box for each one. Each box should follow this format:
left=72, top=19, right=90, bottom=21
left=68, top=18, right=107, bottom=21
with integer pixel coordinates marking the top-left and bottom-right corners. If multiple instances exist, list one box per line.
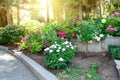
left=20, top=50, right=119, bottom=80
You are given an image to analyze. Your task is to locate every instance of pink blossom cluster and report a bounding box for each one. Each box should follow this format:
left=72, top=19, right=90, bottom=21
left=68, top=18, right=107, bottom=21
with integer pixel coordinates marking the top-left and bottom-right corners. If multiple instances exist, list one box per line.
left=110, top=12, right=120, bottom=19
left=71, top=33, right=76, bottom=38
left=57, top=31, right=76, bottom=38
left=106, top=25, right=117, bottom=31
left=21, top=35, right=29, bottom=42
left=58, top=31, right=67, bottom=38
left=67, top=16, right=82, bottom=25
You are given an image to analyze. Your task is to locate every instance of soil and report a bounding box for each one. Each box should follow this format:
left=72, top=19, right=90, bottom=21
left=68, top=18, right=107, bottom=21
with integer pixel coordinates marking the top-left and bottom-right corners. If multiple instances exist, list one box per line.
left=22, top=51, right=119, bottom=80
left=7, top=45, right=120, bottom=80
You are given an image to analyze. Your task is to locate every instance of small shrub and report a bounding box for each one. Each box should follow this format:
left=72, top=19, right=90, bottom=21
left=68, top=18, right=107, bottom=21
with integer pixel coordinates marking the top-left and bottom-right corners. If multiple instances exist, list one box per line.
left=108, top=45, right=120, bottom=60
left=0, top=24, right=27, bottom=44
left=44, top=39, right=77, bottom=69
left=20, top=30, right=43, bottom=53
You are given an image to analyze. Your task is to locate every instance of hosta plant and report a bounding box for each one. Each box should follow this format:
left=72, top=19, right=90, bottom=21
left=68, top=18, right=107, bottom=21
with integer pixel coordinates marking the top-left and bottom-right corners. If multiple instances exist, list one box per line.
left=44, top=39, right=77, bottom=69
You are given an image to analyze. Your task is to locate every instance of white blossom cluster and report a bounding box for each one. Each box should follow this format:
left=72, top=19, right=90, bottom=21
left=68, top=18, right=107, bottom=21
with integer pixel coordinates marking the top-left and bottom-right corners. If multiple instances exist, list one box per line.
left=88, top=34, right=104, bottom=43
left=44, top=40, right=76, bottom=53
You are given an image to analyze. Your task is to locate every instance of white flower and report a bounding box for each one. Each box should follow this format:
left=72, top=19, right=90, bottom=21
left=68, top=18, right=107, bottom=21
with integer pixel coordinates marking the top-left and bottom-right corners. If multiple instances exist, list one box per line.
left=63, top=41, right=69, bottom=44
left=66, top=45, right=69, bottom=48
left=58, top=47, right=61, bottom=49
left=101, top=19, right=106, bottom=23
left=44, top=48, right=49, bottom=51
left=94, top=36, right=100, bottom=41
left=59, top=57, right=64, bottom=61
left=102, top=15, right=107, bottom=18
left=53, top=45, right=57, bottom=48
left=96, top=37, right=100, bottom=41
left=62, top=48, right=66, bottom=51
left=49, top=50, right=53, bottom=53
left=71, top=46, right=74, bottom=49
left=56, top=49, right=60, bottom=52
left=88, top=40, right=93, bottom=43
left=54, top=41, right=57, bottom=44
left=99, top=34, right=104, bottom=38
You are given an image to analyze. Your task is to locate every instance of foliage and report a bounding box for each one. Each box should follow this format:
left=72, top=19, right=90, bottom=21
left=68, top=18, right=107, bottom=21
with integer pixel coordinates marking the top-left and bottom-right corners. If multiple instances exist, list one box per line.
left=58, top=16, right=82, bottom=39
left=41, top=24, right=58, bottom=44
left=77, top=20, right=104, bottom=42
left=100, top=12, right=120, bottom=36
left=57, top=62, right=101, bottom=80
left=0, top=24, right=27, bottom=44
left=44, top=39, right=77, bottom=69
left=20, top=19, right=44, bottom=33
left=108, top=45, right=120, bottom=60
left=20, top=30, right=43, bottom=53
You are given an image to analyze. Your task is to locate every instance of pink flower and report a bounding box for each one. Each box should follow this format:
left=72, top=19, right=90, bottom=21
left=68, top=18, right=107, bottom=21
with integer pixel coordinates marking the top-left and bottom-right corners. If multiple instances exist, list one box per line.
left=110, top=14, right=115, bottom=19
left=67, top=21, right=72, bottom=25
left=71, top=33, right=76, bottom=38
left=114, top=12, right=120, bottom=16
left=58, top=31, right=67, bottom=38
left=112, top=27, right=117, bottom=31
left=106, top=25, right=112, bottom=31
left=106, top=25, right=117, bottom=32
left=21, top=35, right=29, bottom=42
left=73, top=16, right=77, bottom=19
left=76, top=19, right=82, bottom=22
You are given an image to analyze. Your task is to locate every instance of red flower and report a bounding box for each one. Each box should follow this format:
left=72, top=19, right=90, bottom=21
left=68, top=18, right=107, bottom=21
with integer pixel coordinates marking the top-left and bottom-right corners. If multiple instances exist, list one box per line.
left=67, top=21, right=72, bottom=25
left=71, top=33, right=76, bottom=38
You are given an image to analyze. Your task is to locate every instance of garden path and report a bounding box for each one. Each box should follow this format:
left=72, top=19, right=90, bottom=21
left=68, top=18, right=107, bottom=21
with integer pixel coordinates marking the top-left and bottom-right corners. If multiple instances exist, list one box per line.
left=0, top=49, right=39, bottom=80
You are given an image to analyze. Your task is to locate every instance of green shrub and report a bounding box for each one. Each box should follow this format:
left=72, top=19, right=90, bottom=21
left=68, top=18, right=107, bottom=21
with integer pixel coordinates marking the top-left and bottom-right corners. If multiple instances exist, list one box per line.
left=0, top=24, right=27, bottom=44
left=20, top=30, right=43, bottom=53
left=77, top=20, right=104, bottom=42
left=44, top=39, right=77, bottom=69
left=108, top=45, right=120, bottom=60
left=41, top=24, right=58, bottom=44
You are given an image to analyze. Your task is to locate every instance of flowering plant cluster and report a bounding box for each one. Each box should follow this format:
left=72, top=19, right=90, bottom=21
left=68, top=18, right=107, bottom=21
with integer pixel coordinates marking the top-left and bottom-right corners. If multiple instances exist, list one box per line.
left=20, top=29, right=43, bottom=53
left=58, top=16, right=82, bottom=39
left=44, top=39, right=77, bottom=69
left=101, top=12, right=120, bottom=36
left=77, top=21, right=104, bottom=42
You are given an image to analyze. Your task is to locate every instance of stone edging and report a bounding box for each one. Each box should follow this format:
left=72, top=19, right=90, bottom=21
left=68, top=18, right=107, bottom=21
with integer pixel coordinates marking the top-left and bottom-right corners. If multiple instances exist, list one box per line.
left=114, top=59, right=120, bottom=77
left=0, top=46, right=58, bottom=80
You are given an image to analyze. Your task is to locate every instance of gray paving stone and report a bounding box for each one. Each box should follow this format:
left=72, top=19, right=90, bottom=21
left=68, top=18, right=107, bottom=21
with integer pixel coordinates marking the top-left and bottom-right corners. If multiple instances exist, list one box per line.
left=0, top=49, right=39, bottom=80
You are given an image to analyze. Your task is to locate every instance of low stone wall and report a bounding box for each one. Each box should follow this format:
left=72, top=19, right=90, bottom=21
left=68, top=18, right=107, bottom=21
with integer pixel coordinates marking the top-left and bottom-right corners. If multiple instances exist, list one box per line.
left=71, top=37, right=120, bottom=52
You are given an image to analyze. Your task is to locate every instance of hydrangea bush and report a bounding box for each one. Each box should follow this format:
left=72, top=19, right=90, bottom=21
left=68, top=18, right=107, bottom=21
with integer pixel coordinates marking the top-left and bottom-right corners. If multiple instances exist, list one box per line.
left=44, top=39, right=77, bottom=69
left=100, top=12, right=120, bottom=36
left=20, top=29, right=43, bottom=53
left=57, top=16, right=82, bottom=39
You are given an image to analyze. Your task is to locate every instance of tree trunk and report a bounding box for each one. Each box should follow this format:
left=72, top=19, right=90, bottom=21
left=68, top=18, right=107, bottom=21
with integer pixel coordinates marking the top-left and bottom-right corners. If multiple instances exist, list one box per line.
left=46, top=0, right=49, bottom=24
left=17, top=0, right=20, bottom=25
left=100, top=0, right=104, bottom=16
left=79, top=0, right=82, bottom=19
